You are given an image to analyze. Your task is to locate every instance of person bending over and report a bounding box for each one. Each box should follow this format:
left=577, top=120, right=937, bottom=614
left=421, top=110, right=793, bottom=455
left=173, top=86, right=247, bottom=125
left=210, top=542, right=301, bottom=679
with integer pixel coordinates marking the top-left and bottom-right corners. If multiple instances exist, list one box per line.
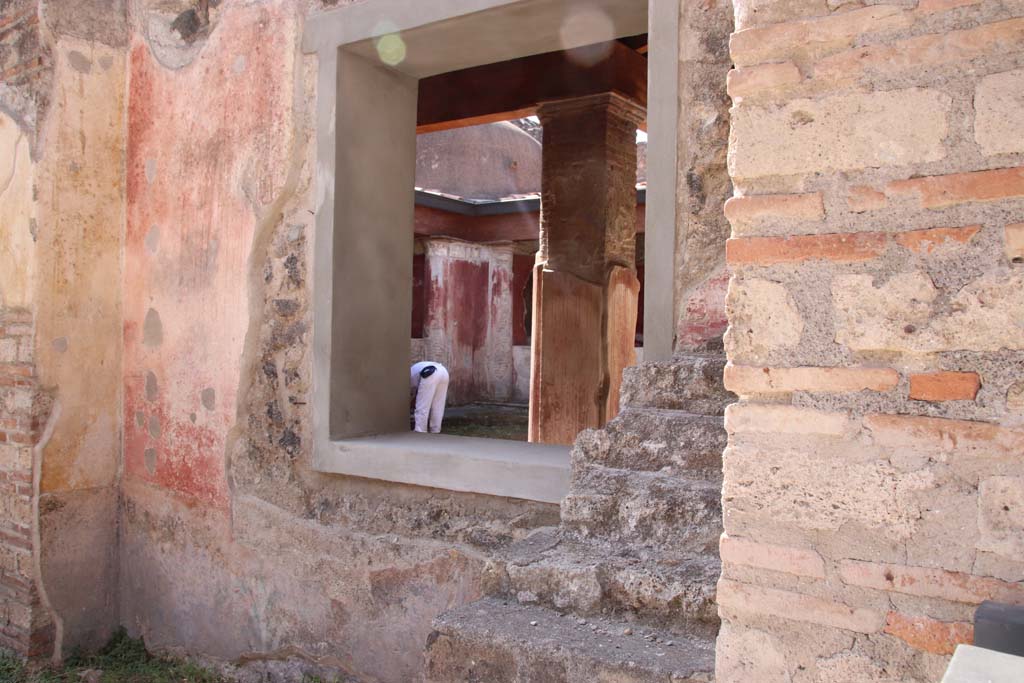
left=410, top=361, right=449, bottom=433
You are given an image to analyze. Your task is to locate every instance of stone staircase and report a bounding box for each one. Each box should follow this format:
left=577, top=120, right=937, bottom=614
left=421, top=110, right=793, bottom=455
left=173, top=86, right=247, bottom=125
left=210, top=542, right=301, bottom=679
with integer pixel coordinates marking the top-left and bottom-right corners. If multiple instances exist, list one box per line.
left=424, top=354, right=732, bottom=682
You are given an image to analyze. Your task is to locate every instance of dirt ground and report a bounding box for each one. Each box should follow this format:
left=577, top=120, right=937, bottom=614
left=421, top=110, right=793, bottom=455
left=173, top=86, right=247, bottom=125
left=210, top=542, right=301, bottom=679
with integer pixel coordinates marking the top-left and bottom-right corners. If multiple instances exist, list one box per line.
left=439, top=403, right=529, bottom=441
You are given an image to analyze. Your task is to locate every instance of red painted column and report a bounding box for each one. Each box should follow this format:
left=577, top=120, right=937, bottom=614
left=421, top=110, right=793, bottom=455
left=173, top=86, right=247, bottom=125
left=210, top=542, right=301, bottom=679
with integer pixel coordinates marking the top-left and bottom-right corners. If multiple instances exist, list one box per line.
left=530, top=93, right=645, bottom=445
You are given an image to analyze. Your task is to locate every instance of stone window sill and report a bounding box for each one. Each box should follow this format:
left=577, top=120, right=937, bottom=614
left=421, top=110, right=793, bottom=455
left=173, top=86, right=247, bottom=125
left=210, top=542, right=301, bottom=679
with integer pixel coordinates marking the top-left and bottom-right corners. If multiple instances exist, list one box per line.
left=316, top=432, right=570, bottom=504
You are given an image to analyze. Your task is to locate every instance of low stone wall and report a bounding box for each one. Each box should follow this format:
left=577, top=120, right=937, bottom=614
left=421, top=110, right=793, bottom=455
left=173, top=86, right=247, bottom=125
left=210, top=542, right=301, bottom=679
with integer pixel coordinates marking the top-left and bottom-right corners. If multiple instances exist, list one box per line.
left=720, top=0, right=1024, bottom=679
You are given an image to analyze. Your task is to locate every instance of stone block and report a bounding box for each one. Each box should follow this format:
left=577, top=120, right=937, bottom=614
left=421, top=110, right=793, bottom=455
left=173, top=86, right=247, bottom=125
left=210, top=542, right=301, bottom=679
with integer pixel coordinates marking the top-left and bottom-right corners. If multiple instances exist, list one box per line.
left=720, top=534, right=826, bottom=578
left=724, top=364, right=899, bottom=395
left=1006, top=223, right=1024, bottom=264
left=715, top=622, right=791, bottom=683
left=726, top=232, right=887, bottom=265
left=425, top=597, right=716, bottom=683
left=717, top=579, right=885, bottom=633
left=1008, top=382, right=1024, bottom=412
left=729, top=89, right=949, bottom=180
left=723, top=440, right=931, bottom=539
left=0, top=444, right=31, bottom=471
left=975, top=68, right=1024, bottom=156
left=909, top=372, right=981, bottom=402
left=833, top=271, right=1024, bottom=353
left=723, top=192, right=823, bottom=232
left=977, top=476, right=1024, bottom=561
left=619, top=355, right=733, bottom=415
left=726, top=62, right=802, bottom=99
left=0, top=543, right=18, bottom=573
left=725, top=278, right=803, bottom=362
left=887, top=166, right=1024, bottom=209
left=725, top=404, right=850, bottom=436
left=575, top=408, right=726, bottom=479
left=566, top=468, right=722, bottom=551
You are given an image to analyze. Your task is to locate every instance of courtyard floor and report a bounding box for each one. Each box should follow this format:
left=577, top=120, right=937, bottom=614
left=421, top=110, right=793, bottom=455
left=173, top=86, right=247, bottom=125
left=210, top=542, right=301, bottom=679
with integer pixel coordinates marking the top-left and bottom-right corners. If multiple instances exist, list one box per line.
left=440, top=402, right=529, bottom=441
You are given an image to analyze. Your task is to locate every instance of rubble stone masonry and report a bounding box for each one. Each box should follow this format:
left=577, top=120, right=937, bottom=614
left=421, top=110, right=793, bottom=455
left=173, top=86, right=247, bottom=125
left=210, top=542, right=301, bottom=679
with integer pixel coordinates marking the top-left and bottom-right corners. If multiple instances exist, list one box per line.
left=1, top=0, right=1021, bottom=680
left=0, top=309, right=52, bottom=658
left=720, top=0, right=1024, bottom=679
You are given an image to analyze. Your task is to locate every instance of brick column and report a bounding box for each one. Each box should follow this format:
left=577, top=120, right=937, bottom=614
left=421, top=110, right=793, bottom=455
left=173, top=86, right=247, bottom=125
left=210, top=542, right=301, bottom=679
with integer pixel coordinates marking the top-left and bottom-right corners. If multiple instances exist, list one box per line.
left=529, top=93, right=644, bottom=445
left=0, top=309, right=53, bottom=659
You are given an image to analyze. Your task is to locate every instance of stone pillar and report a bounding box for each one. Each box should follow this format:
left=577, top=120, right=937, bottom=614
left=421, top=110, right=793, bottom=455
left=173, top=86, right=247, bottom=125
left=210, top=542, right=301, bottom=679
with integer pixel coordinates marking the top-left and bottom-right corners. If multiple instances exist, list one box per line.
left=529, top=93, right=645, bottom=445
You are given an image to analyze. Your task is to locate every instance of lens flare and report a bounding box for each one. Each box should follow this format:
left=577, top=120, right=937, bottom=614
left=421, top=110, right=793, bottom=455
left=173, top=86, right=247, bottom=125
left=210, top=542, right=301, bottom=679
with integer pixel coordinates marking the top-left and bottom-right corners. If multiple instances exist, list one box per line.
left=560, top=6, right=615, bottom=66
left=376, top=33, right=407, bottom=66
left=372, top=20, right=407, bottom=67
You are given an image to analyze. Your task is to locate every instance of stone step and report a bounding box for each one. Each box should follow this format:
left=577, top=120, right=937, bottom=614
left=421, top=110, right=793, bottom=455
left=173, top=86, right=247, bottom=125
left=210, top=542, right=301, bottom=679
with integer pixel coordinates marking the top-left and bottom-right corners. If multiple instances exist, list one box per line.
left=424, top=597, right=717, bottom=683
left=620, top=355, right=733, bottom=416
left=492, top=531, right=720, bottom=624
left=562, top=468, right=722, bottom=553
left=572, top=408, right=726, bottom=481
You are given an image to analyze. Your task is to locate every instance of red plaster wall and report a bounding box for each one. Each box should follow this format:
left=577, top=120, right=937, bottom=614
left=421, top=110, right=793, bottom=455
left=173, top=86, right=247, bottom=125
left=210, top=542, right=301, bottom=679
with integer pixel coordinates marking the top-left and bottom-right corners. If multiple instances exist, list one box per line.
left=422, top=240, right=514, bottom=404
left=412, top=253, right=426, bottom=338
left=676, top=266, right=729, bottom=351
left=123, top=3, right=293, bottom=509
left=511, top=254, right=533, bottom=346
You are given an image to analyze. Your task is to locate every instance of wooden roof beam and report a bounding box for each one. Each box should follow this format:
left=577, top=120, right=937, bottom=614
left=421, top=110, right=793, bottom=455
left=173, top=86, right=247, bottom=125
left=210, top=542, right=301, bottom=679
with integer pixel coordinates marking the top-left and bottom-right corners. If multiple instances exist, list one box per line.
left=417, top=41, right=647, bottom=134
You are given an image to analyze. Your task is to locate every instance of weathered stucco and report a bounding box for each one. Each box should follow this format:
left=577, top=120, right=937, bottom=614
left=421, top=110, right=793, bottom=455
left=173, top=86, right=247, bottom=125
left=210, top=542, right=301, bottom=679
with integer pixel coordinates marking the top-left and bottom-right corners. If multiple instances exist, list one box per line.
left=116, top=3, right=559, bottom=681
left=3, top=0, right=1022, bottom=681
left=0, top=113, right=35, bottom=309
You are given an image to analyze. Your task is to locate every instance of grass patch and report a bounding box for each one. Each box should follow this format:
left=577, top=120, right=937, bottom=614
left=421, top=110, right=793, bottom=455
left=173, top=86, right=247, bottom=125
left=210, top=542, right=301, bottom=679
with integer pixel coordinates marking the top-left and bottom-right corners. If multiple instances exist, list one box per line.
left=0, top=630, right=226, bottom=683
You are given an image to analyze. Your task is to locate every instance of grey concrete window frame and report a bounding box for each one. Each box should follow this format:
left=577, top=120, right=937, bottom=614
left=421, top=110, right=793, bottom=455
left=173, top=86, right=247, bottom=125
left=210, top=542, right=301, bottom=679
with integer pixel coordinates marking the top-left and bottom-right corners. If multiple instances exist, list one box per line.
left=302, top=0, right=681, bottom=504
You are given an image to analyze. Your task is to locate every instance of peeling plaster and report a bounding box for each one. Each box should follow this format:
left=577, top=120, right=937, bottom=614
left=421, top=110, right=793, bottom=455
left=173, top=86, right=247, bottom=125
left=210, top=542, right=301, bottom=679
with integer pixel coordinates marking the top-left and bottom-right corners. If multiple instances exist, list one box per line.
left=32, top=400, right=64, bottom=664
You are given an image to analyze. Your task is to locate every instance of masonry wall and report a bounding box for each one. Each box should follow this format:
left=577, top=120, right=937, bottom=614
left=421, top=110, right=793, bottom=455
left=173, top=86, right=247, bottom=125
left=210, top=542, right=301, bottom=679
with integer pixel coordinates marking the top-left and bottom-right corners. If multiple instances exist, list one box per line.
left=1, top=0, right=125, bottom=660
left=718, top=0, right=1024, bottom=679
left=1, top=0, right=736, bottom=676
left=116, top=2, right=558, bottom=681
left=673, top=0, right=734, bottom=352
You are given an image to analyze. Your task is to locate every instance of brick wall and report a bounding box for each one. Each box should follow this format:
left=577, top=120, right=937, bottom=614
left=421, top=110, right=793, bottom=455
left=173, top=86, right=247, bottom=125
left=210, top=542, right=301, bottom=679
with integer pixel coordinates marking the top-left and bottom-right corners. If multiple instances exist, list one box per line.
left=0, top=0, right=50, bottom=137
left=0, top=308, right=51, bottom=658
left=719, top=0, right=1024, bottom=679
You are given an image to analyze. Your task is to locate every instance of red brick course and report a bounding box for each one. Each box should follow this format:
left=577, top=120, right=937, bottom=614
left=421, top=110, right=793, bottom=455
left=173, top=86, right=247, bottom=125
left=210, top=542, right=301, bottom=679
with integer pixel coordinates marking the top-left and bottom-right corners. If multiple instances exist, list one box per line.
left=909, top=371, right=981, bottom=401
left=724, top=192, right=824, bottom=228
left=727, top=224, right=983, bottom=265
left=839, top=559, right=1024, bottom=605
left=813, top=18, right=1024, bottom=86
left=894, top=225, right=980, bottom=253
left=720, top=535, right=826, bottom=578
left=726, top=62, right=802, bottom=98
left=884, top=612, right=974, bottom=655
left=724, top=364, right=899, bottom=394
left=887, top=166, right=1024, bottom=209
left=726, top=232, right=887, bottom=265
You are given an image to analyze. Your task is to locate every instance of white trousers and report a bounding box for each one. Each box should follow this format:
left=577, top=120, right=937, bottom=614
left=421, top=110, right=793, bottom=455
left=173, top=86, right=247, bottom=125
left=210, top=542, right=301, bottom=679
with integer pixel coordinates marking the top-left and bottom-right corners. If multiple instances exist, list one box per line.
left=413, top=365, right=449, bottom=433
